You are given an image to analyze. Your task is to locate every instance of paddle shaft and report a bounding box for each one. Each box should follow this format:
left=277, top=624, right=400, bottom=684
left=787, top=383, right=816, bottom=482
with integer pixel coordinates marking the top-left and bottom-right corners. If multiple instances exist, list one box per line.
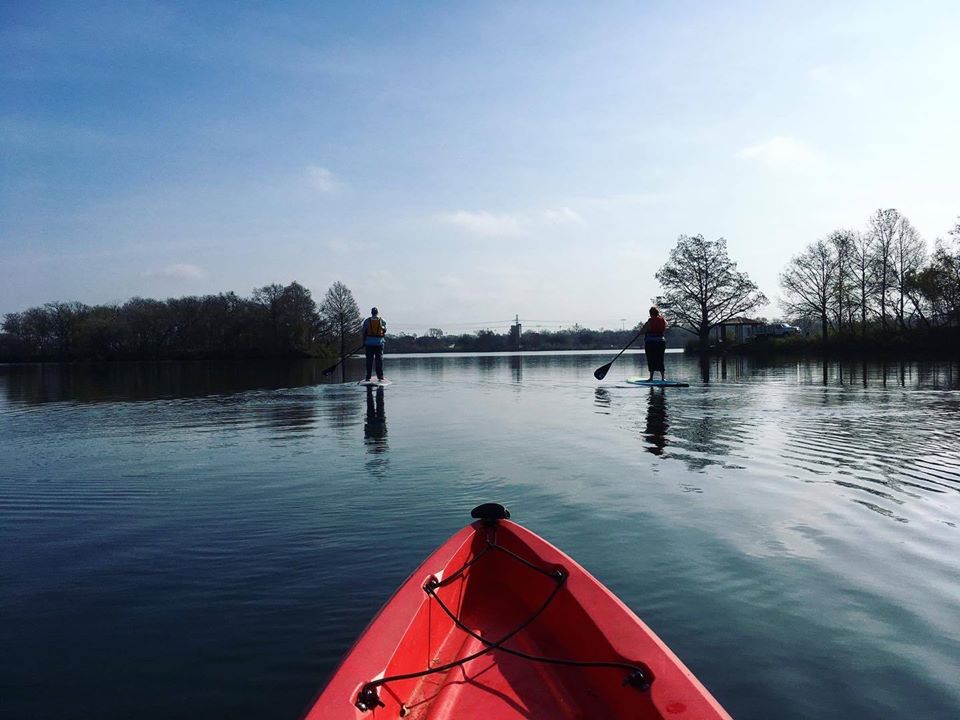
left=322, top=344, right=364, bottom=375
left=594, top=329, right=644, bottom=380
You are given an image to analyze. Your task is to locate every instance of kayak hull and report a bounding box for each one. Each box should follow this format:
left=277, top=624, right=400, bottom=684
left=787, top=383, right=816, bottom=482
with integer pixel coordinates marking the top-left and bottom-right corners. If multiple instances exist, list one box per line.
left=305, top=515, right=730, bottom=719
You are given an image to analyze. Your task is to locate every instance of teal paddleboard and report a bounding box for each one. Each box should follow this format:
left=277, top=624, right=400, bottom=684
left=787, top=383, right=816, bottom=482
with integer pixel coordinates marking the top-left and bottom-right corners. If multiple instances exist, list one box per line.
left=625, top=377, right=689, bottom=388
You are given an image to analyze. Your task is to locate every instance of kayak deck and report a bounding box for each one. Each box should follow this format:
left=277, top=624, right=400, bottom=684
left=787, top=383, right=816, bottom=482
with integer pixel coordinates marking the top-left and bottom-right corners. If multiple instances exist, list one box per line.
left=307, top=509, right=729, bottom=719
left=399, top=609, right=586, bottom=718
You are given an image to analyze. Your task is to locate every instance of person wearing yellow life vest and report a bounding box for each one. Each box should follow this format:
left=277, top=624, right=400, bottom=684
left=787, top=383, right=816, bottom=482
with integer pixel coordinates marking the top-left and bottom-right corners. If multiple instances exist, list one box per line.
left=361, top=307, right=387, bottom=381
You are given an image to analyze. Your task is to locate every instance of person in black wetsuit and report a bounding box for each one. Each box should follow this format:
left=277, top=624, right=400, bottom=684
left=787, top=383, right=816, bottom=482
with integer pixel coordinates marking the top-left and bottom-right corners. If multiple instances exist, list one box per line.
left=639, top=306, right=668, bottom=381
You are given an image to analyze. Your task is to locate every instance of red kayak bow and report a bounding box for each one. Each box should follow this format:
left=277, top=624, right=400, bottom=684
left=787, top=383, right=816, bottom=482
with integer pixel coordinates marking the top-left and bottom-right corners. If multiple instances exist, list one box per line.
left=305, top=504, right=731, bottom=719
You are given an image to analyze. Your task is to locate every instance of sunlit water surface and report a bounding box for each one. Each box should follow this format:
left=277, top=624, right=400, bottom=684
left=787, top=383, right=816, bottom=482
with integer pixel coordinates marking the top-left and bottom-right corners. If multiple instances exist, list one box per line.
left=2, top=352, right=959, bottom=719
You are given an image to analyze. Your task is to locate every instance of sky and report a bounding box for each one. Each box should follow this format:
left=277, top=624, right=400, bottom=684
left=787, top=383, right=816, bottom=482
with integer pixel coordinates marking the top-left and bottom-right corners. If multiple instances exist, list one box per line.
left=2, top=1, right=959, bottom=335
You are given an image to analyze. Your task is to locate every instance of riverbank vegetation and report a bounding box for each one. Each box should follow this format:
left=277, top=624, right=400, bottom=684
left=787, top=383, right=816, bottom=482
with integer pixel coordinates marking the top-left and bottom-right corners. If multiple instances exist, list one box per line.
left=1, top=279, right=691, bottom=361
left=4, top=209, right=956, bottom=362
left=0, top=281, right=362, bottom=362
left=768, top=210, right=960, bottom=355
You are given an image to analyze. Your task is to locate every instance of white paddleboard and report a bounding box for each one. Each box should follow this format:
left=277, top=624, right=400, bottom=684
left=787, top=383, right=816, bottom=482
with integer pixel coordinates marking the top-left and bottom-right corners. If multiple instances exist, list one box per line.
left=359, top=379, right=392, bottom=387
left=625, top=377, right=689, bottom=388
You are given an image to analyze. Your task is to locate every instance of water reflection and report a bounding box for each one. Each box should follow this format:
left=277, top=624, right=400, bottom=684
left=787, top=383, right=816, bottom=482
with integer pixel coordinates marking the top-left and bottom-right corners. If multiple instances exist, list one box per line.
left=0, top=360, right=339, bottom=405
left=510, top=355, right=523, bottom=384
left=643, top=389, right=669, bottom=456
left=323, top=386, right=364, bottom=432
left=259, top=393, right=319, bottom=433
left=3, top=351, right=960, bottom=720
left=593, top=388, right=610, bottom=414
left=670, top=407, right=744, bottom=472
left=700, top=354, right=711, bottom=383
left=477, top=356, right=497, bottom=377
left=364, top=387, right=388, bottom=454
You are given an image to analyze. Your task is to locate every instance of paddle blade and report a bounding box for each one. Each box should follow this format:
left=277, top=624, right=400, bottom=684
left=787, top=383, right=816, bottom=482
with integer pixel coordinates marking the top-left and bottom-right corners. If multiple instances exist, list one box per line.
left=593, top=363, right=612, bottom=381
left=321, top=359, right=343, bottom=375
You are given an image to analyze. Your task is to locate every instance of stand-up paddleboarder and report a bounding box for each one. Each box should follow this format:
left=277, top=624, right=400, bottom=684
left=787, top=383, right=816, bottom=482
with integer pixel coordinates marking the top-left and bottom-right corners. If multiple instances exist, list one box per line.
left=639, top=306, right=667, bottom=381
left=361, top=307, right=387, bottom=382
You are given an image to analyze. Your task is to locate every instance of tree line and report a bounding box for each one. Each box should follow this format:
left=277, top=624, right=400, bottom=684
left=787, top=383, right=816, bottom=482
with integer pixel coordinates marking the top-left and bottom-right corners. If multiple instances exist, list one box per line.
left=0, top=281, right=365, bottom=362
left=387, top=325, right=688, bottom=353
left=779, top=210, right=960, bottom=348
left=651, top=211, right=959, bottom=354
left=4, top=209, right=956, bottom=362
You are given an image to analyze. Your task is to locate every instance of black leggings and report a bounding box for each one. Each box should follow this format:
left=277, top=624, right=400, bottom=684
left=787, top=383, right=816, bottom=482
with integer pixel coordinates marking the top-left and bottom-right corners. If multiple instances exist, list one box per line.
left=645, top=338, right=666, bottom=373
left=365, top=345, right=384, bottom=380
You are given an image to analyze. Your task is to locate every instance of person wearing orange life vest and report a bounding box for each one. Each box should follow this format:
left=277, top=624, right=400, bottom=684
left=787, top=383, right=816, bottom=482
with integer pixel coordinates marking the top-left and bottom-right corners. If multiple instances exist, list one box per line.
left=639, top=306, right=668, bottom=381
left=361, top=307, right=387, bottom=382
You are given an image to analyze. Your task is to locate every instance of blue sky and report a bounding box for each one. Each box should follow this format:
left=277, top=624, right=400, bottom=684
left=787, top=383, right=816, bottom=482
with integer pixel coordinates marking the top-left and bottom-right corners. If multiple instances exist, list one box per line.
left=3, top=1, right=958, bottom=334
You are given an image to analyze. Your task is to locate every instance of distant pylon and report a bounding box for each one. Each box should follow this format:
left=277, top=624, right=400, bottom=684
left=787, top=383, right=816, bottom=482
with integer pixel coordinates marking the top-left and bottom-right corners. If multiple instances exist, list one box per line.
left=511, top=314, right=522, bottom=350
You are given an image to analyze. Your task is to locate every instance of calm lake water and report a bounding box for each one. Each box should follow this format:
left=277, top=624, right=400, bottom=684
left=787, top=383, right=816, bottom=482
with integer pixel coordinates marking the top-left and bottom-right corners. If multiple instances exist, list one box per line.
left=2, top=352, right=959, bottom=719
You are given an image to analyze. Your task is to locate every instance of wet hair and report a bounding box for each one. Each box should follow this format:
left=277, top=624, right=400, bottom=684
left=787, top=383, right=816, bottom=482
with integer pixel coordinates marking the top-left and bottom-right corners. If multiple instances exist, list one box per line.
left=649, top=306, right=660, bottom=317
left=371, top=307, right=378, bottom=315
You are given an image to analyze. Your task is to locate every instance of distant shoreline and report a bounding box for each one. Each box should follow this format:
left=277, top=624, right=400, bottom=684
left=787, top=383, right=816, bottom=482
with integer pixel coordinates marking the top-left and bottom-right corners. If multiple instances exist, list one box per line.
left=5, top=342, right=960, bottom=365
left=700, top=333, right=960, bottom=360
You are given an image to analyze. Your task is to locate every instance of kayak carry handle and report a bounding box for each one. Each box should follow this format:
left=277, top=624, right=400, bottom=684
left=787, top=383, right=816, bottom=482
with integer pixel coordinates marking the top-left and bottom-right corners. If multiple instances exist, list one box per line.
left=470, top=503, right=510, bottom=522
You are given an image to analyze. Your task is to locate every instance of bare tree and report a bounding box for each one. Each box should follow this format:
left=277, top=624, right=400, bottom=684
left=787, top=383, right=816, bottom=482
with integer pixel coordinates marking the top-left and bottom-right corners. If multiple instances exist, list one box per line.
left=655, top=235, right=767, bottom=347
left=868, top=208, right=902, bottom=329
left=780, top=239, right=837, bottom=342
left=321, top=281, right=361, bottom=355
left=913, top=226, right=960, bottom=327
left=45, top=301, right=89, bottom=357
left=849, top=231, right=875, bottom=335
left=890, top=217, right=926, bottom=328
left=253, top=283, right=285, bottom=351
left=828, top=229, right=857, bottom=332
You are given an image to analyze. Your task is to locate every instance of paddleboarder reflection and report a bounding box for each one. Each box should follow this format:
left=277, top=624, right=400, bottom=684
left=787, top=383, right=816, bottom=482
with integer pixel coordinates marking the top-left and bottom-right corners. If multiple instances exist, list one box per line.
left=594, top=387, right=611, bottom=414
left=643, top=389, right=669, bottom=456
left=364, top=386, right=388, bottom=454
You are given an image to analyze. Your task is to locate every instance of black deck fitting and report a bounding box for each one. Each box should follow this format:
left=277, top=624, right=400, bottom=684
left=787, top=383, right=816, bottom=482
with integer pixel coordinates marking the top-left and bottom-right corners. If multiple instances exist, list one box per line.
left=470, top=503, right=511, bottom=522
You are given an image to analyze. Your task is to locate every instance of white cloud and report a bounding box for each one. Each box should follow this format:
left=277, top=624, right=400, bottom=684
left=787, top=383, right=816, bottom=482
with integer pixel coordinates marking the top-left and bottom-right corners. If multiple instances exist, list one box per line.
left=306, top=165, right=338, bottom=193
left=579, top=192, right=670, bottom=208
left=438, top=211, right=526, bottom=238
left=438, top=206, right=588, bottom=237
left=738, top=136, right=824, bottom=171
left=142, top=263, right=207, bottom=280
left=541, top=207, right=585, bottom=225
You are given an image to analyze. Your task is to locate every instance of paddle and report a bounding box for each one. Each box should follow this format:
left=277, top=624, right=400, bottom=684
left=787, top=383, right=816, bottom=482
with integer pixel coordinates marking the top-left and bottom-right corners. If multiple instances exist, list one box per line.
left=593, top=329, right=644, bottom=381
left=321, top=344, right=364, bottom=376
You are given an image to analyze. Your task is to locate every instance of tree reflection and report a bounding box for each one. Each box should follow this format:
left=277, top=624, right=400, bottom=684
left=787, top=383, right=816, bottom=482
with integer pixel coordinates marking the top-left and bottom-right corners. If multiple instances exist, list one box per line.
left=260, top=393, right=319, bottom=432
left=699, top=353, right=711, bottom=383
left=324, top=385, right=362, bottom=431
left=0, top=360, right=334, bottom=405
left=510, top=355, right=523, bottom=383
